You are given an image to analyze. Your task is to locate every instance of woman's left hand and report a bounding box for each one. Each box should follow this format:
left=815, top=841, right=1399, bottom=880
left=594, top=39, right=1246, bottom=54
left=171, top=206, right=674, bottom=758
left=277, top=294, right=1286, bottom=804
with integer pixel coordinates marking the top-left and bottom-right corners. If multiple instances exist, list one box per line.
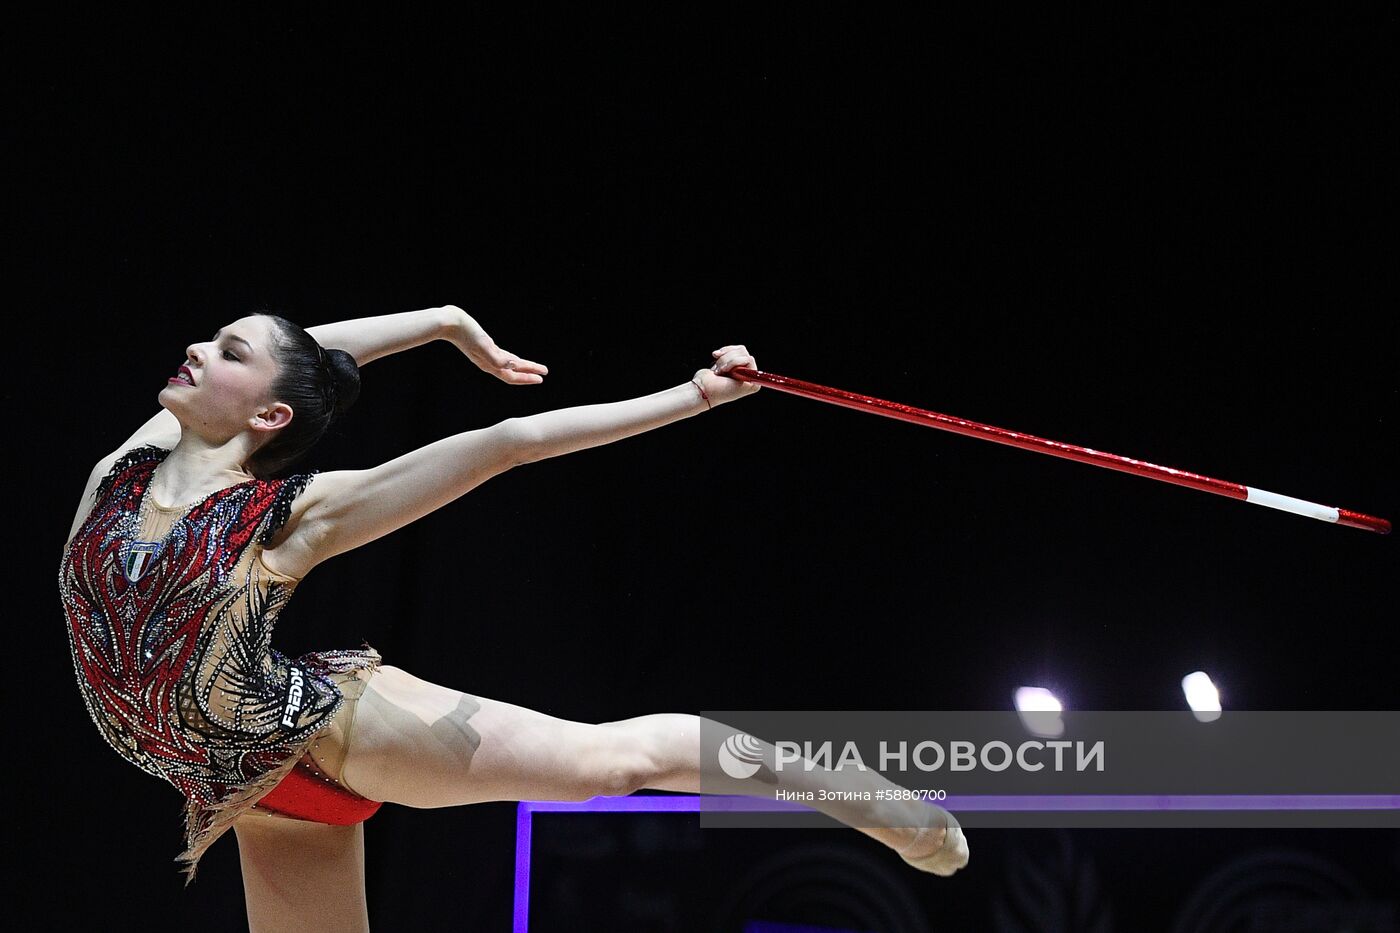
left=694, top=344, right=761, bottom=406
left=443, top=305, right=549, bottom=385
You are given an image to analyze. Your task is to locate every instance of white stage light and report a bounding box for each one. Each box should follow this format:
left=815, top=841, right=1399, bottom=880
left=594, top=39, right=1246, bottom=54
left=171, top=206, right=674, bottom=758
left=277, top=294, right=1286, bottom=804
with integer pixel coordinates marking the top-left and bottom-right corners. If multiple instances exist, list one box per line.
left=1182, top=670, right=1222, bottom=722
left=1015, top=686, right=1065, bottom=737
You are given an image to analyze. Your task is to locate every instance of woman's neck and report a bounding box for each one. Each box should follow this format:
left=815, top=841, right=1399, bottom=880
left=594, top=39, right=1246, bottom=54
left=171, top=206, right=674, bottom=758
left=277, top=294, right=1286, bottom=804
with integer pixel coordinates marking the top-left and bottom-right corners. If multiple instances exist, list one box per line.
left=151, top=441, right=257, bottom=503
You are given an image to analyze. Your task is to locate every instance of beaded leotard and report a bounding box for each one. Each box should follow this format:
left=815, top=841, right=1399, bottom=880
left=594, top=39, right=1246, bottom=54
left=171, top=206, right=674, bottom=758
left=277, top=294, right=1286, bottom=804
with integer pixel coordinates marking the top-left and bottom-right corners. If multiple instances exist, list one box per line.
left=58, top=445, right=381, bottom=884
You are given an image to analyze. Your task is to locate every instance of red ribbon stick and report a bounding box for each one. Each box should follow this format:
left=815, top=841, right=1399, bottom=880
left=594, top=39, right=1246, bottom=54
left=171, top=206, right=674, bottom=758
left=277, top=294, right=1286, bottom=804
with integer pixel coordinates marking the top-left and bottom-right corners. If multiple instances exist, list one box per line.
left=726, top=367, right=1390, bottom=535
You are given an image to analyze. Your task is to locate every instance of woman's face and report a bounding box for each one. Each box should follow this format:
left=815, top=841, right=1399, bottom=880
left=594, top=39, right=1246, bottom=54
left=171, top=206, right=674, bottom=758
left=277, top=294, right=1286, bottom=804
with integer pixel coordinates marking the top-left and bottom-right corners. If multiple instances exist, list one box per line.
left=161, top=314, right=288, bottom=437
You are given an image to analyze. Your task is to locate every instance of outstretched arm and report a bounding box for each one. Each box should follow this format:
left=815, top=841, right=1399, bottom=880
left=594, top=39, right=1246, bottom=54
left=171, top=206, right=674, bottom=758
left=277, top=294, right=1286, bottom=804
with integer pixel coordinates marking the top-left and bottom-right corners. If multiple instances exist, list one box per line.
left=310, top=305, right=549, bottom=384
left=274, top=346, right=759, bottom=578
left=305, top=306, right=453, bottom=367
left=509, top=345, right=756, bottom=463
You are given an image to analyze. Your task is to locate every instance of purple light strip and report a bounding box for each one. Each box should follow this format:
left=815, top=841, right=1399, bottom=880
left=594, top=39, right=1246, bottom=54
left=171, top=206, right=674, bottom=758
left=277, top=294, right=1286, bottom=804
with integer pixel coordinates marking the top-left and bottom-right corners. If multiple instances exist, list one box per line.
left=513, top=793, right=1400, bottom=930
left=521, top=795, right=706, bottom=814
left=514, top=794, right=705, bottom=932
left=943, top=794, right=1400, bottom=811
left=513, top=801, right=533, bottom=933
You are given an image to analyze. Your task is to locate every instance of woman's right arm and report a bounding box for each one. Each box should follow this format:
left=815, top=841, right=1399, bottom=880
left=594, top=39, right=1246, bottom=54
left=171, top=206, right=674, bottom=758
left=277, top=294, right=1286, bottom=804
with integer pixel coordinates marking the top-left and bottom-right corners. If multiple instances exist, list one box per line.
left=267, top=347, right=759, bottom=578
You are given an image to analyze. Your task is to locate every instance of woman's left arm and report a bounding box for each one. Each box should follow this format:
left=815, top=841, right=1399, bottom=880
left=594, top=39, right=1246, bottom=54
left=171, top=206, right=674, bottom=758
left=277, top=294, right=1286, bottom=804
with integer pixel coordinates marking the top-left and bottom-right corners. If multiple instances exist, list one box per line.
left=305, top=306, right=455, bottom=367
left=310, top=305, right=549, bottom=384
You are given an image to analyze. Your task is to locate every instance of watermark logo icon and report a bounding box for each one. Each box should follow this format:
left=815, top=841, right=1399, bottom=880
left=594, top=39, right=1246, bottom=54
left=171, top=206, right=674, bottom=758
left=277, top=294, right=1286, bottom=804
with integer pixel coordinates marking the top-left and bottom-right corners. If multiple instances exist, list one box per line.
left=718, top=732, right=764, bottom=779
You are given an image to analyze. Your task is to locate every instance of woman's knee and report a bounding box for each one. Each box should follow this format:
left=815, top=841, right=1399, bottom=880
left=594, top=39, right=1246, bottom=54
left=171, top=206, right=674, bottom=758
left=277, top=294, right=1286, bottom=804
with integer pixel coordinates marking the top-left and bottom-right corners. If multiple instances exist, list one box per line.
left=570, top=727, right=654, bottom=799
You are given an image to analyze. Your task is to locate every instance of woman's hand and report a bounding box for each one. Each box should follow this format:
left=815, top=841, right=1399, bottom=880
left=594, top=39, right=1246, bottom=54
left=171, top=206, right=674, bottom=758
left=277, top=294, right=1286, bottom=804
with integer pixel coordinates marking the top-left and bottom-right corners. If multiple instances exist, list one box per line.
left=693, top=344, right=761, bottom=407
left=443, top=305, right=549, bottom=385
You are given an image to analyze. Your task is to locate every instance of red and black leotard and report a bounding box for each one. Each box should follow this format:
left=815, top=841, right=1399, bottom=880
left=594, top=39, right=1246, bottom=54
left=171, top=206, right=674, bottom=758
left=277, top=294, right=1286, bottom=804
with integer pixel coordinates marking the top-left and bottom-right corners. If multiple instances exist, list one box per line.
left=58, top=445, right=381, bottom=883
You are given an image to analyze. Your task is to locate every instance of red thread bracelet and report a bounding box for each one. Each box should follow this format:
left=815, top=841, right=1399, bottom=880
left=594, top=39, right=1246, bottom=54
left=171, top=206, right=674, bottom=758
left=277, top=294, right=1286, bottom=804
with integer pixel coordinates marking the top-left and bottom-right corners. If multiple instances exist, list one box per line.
left=692, top=377, right=712, bottom=410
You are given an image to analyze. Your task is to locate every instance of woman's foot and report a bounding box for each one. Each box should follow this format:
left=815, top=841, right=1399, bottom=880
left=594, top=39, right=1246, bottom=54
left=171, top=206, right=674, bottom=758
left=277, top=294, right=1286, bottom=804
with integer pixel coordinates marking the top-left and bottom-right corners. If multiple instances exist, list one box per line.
left=898, top=808, right=970, bottom=877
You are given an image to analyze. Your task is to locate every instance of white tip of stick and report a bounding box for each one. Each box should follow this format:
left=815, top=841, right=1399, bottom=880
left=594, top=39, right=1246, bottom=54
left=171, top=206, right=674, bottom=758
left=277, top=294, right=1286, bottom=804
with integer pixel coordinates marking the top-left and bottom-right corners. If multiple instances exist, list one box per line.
left=1245, top=486, right=1340, bottom=522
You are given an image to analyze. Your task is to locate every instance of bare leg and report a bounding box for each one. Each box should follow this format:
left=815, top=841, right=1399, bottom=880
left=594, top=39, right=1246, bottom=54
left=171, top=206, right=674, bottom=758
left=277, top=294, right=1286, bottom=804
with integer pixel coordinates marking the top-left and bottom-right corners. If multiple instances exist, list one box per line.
left=337, top=666, right=966, bottom=875
left=232, top=810, right=370, bottom=933
left=339, top=666, right=657, bottom=807
left=599, top=712, right=969, bottom=875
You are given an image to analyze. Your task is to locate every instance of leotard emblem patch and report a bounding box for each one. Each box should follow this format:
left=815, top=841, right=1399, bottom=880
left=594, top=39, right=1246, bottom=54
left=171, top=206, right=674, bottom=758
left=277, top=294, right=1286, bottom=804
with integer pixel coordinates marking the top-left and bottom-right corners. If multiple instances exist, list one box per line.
left=124, top=540, right=164, bottom=583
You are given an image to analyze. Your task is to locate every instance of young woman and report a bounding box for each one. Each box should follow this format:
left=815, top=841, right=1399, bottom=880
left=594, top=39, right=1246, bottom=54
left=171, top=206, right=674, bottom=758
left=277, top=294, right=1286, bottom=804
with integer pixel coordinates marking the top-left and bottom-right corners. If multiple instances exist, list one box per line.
left=59, top=305, right=967, bottom=931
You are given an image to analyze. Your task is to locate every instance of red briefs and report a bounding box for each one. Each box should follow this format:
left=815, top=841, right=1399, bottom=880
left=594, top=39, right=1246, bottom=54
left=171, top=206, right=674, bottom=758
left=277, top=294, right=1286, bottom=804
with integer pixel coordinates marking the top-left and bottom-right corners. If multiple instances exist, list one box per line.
left=254, top=667, right=382, bottom=824
left=256, top=755, right=383, bottom=825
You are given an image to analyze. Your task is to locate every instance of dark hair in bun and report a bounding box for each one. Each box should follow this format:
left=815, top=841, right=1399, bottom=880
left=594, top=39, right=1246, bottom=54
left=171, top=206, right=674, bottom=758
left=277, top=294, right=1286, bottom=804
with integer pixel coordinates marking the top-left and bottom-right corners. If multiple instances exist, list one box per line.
left=249, top=312, right=361, bottom=479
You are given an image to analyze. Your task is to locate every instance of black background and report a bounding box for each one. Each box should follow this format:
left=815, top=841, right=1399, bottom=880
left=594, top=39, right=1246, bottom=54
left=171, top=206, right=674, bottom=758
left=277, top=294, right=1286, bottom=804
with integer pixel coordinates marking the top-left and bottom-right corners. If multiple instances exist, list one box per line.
left=15, top=7, right=1397, bottom=931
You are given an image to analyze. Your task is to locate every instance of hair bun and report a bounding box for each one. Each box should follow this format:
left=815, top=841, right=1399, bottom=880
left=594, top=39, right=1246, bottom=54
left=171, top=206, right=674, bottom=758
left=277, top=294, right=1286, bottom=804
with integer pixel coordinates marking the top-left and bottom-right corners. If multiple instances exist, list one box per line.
left=324, top=347, right=362, bottom=417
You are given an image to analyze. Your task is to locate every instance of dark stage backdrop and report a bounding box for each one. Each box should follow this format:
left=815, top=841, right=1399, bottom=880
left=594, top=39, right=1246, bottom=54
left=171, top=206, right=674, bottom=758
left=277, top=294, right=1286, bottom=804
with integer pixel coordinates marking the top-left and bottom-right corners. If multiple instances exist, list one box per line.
left=16, top=9, right=1397, bottom=931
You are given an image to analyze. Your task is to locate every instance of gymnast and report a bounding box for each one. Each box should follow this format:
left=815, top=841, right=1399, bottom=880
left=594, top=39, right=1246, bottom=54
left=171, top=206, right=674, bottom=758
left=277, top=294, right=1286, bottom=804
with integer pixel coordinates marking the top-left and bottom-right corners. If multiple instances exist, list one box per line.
left=59, top=305, right=968, bottom=931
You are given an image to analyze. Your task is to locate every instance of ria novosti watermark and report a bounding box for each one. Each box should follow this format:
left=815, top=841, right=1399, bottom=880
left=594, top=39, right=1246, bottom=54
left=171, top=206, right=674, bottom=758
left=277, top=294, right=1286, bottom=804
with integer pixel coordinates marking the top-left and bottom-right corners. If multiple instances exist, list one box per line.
left=698, top=710, right=1400, bottom=829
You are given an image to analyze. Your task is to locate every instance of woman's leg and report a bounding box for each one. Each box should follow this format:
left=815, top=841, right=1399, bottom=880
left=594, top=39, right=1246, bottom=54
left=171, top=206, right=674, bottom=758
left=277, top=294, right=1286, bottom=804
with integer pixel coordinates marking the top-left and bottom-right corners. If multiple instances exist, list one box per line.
left=232, top=810, right=370, bottom=933
left=339, top=666, right=966, bottom=874
left=596, top=712, right=968, bottom=874
left=339, top=665, right=658, bottom=807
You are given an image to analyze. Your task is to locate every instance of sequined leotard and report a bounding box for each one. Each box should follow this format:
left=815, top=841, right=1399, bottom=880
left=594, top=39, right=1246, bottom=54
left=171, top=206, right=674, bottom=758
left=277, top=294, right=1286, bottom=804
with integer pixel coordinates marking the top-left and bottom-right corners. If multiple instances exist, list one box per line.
left=58, top=445, right=382, bottom=883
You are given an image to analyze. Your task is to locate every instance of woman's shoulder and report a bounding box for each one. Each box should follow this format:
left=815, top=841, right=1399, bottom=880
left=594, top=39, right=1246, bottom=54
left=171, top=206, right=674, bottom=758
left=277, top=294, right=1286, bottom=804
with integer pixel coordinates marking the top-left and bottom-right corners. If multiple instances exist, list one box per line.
left=257, top=468, right=321, bottom=540
left=253, top=468, right=324, bottom=580
left=64, top=445, right=170, bottom=553
left=105, top=443, right=171, bottom=475
left=94, top=444, right=170, bottom=500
